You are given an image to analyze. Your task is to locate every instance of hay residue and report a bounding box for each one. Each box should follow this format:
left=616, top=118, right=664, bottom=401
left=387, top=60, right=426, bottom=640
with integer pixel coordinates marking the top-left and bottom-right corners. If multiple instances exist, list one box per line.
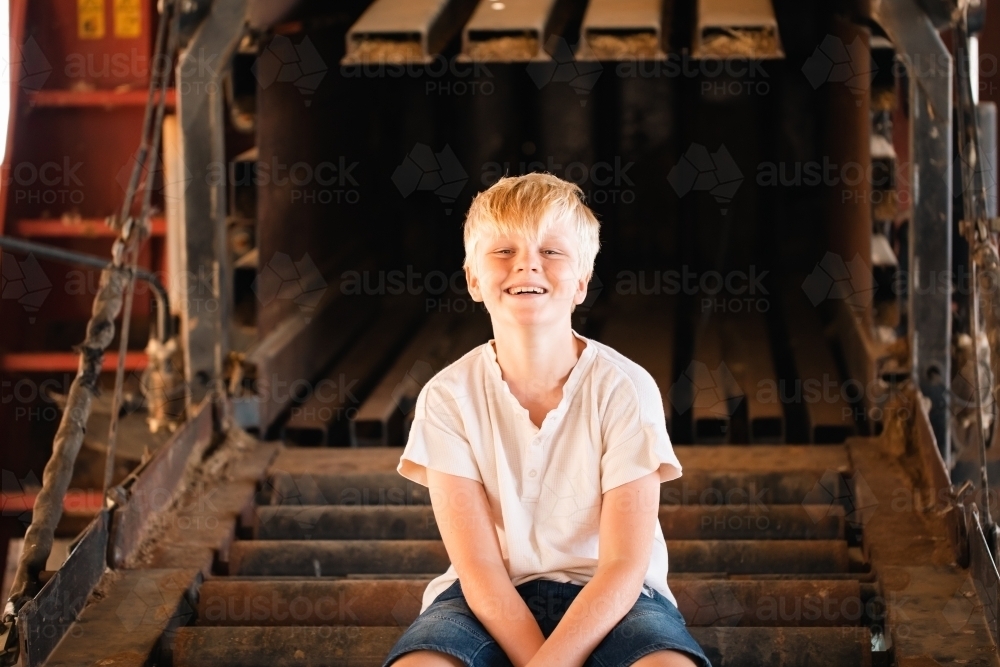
left=698, top=27, right=780, bottom=59
left=587, top=32, right=662, bottom=60
left=346, top=38, right=425, bottom=64
left=465, top=35, right=539, bottom=62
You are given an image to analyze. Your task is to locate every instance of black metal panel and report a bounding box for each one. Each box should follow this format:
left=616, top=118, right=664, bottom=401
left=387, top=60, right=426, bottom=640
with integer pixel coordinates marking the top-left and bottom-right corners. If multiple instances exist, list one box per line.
left=16, top=510, right=108, bottom=667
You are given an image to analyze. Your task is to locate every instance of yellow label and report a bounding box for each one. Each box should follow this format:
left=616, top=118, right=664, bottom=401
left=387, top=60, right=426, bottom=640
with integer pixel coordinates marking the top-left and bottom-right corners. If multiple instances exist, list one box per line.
left=114, top=0, right=141, bottom=39
left=78, top=0, right=105, bottom=40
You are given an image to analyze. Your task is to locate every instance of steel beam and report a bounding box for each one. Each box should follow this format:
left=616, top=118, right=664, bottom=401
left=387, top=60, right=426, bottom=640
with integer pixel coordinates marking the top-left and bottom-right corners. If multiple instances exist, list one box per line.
left=171, top=626, right=870, bottom=666
left=226, top=539, right=849, bottom=576
left=350, top=310, right=492, bottom=446
left=460, top=0, right=574, bottom=61
left=692, top=0, right=784, bottom=59
left=722, top=313, right=784, bottom=442
left=577, top=0, right=668, bottom=61
left=283, top=297, right=426, bottom=445
left=253, top=504, right=845, bottom=541
left=872, top=0, right=953, bottom=464
left=782, top=287, right=857, bottom=443
left=343, top=0, right=478, bottom=65
left=175, top=0, right=249, bottom=413
left=194, top=578, right=861, bottom=627
left=263, top=469, right=843, bottom=506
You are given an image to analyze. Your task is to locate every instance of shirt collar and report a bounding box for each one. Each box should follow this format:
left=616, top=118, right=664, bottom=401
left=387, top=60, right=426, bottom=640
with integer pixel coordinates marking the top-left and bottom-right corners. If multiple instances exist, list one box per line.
left=482, top=329, right=598, bottom=427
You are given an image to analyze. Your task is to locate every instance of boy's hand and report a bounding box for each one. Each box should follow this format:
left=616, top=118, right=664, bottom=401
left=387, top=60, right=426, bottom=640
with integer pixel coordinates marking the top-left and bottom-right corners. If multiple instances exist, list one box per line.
left=521, top=470, right=662, bottom=667
left=427, top=468, right=546, bottom=666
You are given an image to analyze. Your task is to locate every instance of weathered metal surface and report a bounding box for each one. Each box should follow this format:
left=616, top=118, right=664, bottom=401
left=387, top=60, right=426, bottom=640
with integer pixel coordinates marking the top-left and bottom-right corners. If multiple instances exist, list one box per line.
left=247, top=291, right=380, bottom=436
left=597, top=295, right=676, bottom=431
left=460, top=0, right=574, bottom=61
left=692, top=0, right=784, bottom=59
left=141, top=444, right=280, bottom=574
left=171, top=626, right=403, bottom=666
left=350, top=310, right=492, bottom=447
left=109, top=400, right=214, bottom=568
left=660, top=505, right=844, bottom=540
left=264, top=469, right=842, bottom=507
left=194, top=578, right=862, bottom=628
left=40, top=569, right=200, bottom=667
left=689, top=627, right=871, bottom=666
left=667, top=540, right=850, bottom=574
left=577, top=0, right=668, bottom=61
left=848, top=426, right=1000, bottom=664
left=872, top=0, right=953, bottom=464
left=664, top=470, right=844, bottom=506
left=343, top=0, right=480, bottom=64
left=781, top=287, right=856, bottom=443
left=266, top=444, right=852, bottom=476
left=175, top=0, right=248, bottom=411
left=171, top=625, right=868, bottom=666
left=254, top=504, right=845, bottom=541
left=15, top=511, right=108, bottom=667
left=283, top=297, right=426, bottom=446
left=675, top=579, right=864, bottom=627
left=227, top=539, right=847, bottom=577
left=971, top=506, right=1000, bottom=646
left=227, top=540, right=451, bottom=576
left=722, top=313, right=784, bottom=442
left=690, top=314, right=742, bottom=442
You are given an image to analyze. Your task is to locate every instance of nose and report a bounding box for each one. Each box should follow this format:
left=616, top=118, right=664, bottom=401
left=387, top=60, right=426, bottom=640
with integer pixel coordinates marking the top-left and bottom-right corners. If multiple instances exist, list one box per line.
left=514, top=246, right=542, bottom=273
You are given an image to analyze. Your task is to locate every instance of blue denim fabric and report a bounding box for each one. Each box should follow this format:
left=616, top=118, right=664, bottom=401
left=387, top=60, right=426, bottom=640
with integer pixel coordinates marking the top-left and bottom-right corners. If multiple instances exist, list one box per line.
left=382, top=578, right=712, bottom=667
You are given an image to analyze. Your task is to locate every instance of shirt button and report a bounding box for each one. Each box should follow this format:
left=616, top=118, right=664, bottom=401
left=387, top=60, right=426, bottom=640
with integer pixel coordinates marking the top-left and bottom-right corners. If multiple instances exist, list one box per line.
left=529, top=470, right=537, bottom=477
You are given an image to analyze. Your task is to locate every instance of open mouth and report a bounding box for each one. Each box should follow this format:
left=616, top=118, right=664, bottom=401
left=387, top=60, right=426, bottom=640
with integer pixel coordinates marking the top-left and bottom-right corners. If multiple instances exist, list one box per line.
left=504, top=286, right=547, bottom=295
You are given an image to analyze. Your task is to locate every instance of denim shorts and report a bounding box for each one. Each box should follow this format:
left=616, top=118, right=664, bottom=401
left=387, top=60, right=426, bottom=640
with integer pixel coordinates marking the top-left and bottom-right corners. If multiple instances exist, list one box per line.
left=382, top=578, right=712, bottom=667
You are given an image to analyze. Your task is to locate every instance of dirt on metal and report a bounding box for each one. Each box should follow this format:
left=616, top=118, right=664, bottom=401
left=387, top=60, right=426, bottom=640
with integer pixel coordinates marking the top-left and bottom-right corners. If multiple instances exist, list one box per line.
left=124, top=425, right=258, bottom=569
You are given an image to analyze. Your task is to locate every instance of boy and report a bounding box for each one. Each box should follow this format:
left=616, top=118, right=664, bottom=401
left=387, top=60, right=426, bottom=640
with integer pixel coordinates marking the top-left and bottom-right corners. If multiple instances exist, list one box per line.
left=383, top=173, right=711, bottom=667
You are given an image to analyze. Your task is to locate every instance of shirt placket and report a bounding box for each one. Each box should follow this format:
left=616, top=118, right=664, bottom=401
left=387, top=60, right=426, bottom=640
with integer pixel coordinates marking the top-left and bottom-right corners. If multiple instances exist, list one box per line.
left=522, top=424, right=548, bottom=500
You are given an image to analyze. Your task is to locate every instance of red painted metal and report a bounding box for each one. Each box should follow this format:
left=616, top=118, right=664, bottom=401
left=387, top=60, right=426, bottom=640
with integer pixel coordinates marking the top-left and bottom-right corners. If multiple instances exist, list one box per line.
left=1, top=351, right=148, bottom=372
left=13, top=217, right=166, bottom=237
left=28, top=88, right=176, bottom=108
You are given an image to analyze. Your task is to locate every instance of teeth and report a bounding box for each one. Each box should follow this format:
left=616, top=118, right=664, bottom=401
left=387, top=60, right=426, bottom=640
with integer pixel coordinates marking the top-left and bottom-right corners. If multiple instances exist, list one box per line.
left=510, top=286, right=544, bottom=294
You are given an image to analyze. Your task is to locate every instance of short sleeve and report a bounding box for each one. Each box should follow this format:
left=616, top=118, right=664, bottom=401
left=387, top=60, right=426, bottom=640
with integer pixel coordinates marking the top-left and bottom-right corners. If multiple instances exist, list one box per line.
left=600, top=371, right=682, bottom=494
left=397, top=380, right=483, bottom=487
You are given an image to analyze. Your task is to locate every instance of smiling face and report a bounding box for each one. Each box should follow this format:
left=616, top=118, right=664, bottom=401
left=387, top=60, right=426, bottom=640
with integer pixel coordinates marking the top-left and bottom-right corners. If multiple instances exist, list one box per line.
left=465, top=215, right=591, bottom=328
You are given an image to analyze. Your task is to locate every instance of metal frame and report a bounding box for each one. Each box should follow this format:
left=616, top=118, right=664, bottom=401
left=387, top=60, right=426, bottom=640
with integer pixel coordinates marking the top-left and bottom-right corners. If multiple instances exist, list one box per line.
left=174, top=0, right=249, bottom=415
left=343, top=0, right=479, bottom=65
left=873, top=0, right=953, bottom=464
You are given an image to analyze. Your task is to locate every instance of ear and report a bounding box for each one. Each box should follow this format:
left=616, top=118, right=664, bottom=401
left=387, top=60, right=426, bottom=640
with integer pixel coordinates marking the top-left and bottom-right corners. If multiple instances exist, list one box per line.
left=573, top=270, right=592, bottom=307
left=465, top=264, right=483, bottom=302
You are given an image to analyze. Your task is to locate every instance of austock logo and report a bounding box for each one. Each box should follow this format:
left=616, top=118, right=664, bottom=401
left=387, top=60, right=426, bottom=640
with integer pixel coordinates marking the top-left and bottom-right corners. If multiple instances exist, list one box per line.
left=1, top=35, right=52, bottom=92
left=1, top=252, right=52, bottom=323
left=801, top=35, right=877, bottom=104
left=668, top=360, right=744, bottom=418
left=526, top=36, right=603, bottom=104
left=252, top=252, right=328, bottom=323
left=801, top=252, right=877, bottom=312
left=392, top=143, right=468, bottom=214
left=252, top=34, right=327, bottom=106
left=667, top=144, right=743, bottom=214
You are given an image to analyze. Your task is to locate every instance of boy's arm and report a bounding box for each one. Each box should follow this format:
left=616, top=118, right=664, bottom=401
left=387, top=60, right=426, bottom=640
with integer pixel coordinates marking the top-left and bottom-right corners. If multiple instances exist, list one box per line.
left=525, top=470, right=661, bottom=667
left=426, top=468, right=545, bottom=667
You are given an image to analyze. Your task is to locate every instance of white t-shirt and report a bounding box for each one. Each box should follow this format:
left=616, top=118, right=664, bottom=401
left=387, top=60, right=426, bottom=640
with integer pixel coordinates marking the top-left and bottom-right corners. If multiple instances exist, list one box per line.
left=397, top=328, right=684, bottom=615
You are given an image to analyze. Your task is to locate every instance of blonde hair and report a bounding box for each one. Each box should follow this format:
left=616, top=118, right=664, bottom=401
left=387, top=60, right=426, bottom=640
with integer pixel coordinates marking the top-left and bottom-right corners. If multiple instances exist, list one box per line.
left=462, top=173, right=601, bottom=282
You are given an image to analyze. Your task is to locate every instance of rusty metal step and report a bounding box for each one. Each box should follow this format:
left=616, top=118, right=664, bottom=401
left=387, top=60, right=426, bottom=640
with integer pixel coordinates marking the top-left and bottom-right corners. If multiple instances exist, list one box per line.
left=262, top=470, right=847, bottom=507
left=170, top=626, right=871, bottom=666
left=193, top=578, right=865, bottom=628
left=226, top=540, right=850, bottom=577
left=267, top=444, right=853, bottom=477
left=253, top=504, right=845, bottom=541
